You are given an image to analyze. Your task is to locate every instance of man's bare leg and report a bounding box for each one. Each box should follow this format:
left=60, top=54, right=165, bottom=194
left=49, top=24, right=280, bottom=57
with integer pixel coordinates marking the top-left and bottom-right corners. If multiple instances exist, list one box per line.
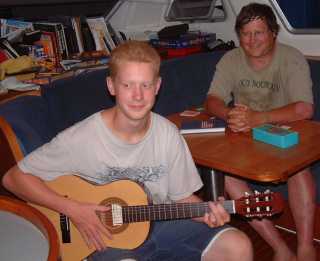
left=288, top=169, right=316, bottom=261
left=225, top=176, right=296, bottom=261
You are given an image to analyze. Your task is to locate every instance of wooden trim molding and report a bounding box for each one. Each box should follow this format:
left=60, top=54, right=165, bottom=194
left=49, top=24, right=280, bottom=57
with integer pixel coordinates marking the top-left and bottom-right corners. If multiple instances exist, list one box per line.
left=0, top=116, right=24, bottom=197
left=0, top=116, right=24, bottom=162
left=0, top=90, right=40, bottom=105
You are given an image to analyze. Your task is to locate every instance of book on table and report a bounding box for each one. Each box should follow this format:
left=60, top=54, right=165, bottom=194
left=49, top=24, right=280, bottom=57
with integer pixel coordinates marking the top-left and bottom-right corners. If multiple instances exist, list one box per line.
left=180, top=118, right=225, bottom=134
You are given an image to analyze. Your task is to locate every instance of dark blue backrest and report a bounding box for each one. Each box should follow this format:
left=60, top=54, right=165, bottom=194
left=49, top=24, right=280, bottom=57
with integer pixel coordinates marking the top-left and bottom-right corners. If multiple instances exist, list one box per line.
left=41, top=51, right=226, bottom=135
left=41, top=69, right=114, bottom=135
left=0, top=95, right=54, bottom=154
left=310, top=59, right=320, bottom=121
left=155, top=51, right=225, bottom=116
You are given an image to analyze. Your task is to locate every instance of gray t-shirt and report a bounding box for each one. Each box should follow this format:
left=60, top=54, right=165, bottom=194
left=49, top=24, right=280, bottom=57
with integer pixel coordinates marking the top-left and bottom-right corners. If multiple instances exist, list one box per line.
left=18, top=112, right=202, bottom=204
left=208, top=43, right=313, bottom=111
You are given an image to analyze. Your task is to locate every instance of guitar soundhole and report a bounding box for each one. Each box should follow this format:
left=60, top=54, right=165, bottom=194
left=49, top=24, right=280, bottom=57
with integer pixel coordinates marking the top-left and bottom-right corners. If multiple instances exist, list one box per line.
left=98, top=197, right=128, bottom=235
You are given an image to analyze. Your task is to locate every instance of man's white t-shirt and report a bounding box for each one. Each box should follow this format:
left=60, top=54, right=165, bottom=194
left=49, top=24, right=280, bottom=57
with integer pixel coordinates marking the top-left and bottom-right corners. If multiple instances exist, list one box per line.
left=18, top=112, right=202, bottom=204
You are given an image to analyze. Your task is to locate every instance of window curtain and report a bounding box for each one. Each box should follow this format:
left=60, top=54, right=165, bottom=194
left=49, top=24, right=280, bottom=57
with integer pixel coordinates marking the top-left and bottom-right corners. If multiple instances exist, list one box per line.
left=276, top=0, right=320, bottom=28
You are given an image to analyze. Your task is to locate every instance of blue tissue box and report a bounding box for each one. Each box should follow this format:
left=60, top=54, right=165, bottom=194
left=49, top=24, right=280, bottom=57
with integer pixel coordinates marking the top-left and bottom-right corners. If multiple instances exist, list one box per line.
left=252, top=124, right=299, bottom=148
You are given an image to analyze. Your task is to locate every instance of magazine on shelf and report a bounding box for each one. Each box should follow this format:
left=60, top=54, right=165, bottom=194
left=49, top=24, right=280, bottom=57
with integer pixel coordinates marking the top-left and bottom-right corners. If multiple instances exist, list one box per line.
left=0, top=19, right=33, bottom=40
left=180, top=117, right=225, bottom=134
left=33, top=22, right=68, bottom=60
left=37, top=31, right=60, bottom=66
left=86, top=17, right=116, bottom=52
left=71, top=17, right=84, bottom=53
left=150, top=32, right=216, bottom=49
left=0, top=38, right=20, bottom=58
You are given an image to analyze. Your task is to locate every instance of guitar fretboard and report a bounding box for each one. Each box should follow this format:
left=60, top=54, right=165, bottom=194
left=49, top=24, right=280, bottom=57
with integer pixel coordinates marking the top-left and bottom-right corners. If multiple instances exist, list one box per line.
left=120, top=201, right=235, bottom=223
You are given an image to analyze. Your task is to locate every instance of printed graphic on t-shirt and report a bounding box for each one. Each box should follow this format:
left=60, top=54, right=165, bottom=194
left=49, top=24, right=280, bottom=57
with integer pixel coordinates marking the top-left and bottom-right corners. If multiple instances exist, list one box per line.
left=239, top=79, right=280, bottom=92
left=237, top=78, right=280, bottom=111
left=93, top=165, right=166, bottom=184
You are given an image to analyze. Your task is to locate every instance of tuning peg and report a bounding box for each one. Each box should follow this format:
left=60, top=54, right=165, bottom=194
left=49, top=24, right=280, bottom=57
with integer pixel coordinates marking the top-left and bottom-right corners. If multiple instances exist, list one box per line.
left=262, top=190, right=271, bottom=201
left=264, top=195, right=270, bottom=201
left=254, top=190, right=260, bottom=195
left=244, top=192, right=250, bottom=204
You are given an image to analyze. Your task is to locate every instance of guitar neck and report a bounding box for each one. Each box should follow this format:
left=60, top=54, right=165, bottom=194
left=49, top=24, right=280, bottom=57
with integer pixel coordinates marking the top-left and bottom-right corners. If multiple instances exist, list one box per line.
left=120, top=201, right=235, bottom=223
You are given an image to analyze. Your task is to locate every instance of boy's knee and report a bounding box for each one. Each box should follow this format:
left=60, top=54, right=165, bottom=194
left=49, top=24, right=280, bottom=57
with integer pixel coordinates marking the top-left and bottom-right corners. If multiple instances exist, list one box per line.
left=202, top=228, right=253, bottom=261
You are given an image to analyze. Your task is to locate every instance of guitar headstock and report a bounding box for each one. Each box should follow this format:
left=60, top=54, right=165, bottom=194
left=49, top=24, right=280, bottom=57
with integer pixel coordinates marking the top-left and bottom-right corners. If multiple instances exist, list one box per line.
left=234, top=191, right=284, bottom=218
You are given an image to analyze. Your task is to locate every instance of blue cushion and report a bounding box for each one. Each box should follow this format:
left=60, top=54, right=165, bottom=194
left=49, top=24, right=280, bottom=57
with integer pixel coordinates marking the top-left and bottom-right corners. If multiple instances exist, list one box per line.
left=0, top=96, right=54, bottom=154
left=41, top=69, right=115, bottom=134
left=309, top=59, right=320, bottom=121
left=309, top=59, right=320, bottom=202
left=154, top=51, right=225, bottom=116
left=41, top=52, right=226, bottom=133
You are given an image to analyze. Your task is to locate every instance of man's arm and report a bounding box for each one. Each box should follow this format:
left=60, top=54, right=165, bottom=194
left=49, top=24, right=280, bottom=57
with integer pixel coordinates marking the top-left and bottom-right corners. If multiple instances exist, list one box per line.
left=205, top=94, right=232, bottom=120
left=206, top=94, right=314, bottom=132
left=228, top=102, right=314, bottom=132
left=176, top=194, right=230, bottom=228
left=2, top=166, right=111, bottom=251
left=257, top=102, right=314, bottom=123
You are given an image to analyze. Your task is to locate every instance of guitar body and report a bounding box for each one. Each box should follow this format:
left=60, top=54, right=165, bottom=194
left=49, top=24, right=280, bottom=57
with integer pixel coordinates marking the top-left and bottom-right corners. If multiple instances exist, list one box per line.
left=31, top=176, right=150, bottom=261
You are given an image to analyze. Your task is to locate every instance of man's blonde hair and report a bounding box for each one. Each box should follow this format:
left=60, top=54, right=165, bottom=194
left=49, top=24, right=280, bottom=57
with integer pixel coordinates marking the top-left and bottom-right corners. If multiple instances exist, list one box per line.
left=109, top=40, right=161, bottom=79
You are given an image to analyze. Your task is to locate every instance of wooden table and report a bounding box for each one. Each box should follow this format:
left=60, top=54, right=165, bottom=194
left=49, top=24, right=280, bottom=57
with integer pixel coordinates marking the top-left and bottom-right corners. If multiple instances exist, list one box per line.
left=169, top=113, right=320, bottom=198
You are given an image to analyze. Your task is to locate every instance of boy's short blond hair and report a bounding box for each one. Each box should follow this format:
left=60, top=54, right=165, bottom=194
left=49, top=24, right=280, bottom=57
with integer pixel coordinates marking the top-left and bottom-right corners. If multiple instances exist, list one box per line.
left=109, top=40, right=161, bottom=79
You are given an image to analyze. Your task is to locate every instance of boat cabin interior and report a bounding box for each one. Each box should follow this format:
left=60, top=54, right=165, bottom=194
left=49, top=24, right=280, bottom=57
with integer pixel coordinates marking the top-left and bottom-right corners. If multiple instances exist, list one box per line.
left=0, top=0, right=320, bottom=260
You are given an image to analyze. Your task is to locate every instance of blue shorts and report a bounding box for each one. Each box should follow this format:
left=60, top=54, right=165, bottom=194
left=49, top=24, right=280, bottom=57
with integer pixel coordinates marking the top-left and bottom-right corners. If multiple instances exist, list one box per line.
left=89, top=220, right=233, bottom=261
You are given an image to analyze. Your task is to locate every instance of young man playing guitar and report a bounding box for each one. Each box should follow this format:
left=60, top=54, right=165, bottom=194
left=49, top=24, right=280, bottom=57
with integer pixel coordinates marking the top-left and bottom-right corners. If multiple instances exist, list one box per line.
left=2, top=41, right=253, bottom=261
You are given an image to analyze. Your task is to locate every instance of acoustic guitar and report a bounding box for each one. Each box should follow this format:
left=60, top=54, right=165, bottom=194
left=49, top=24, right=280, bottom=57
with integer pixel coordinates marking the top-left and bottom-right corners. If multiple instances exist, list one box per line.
left=31, top=175, right=284, bottom=261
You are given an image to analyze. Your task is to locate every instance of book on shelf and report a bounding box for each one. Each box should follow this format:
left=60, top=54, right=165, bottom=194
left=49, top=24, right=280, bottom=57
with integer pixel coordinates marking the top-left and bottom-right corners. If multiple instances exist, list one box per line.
left=0, top=48, right=9, bottom=62
left=86, top=17, right=116, bottom=53
left=81, top=21, right=96, bottom=52
left=46, top=16, right=81, bottom=56
left=60, top=56, right=109, bottom=71
left=150, top=33, right=216, bottom=49
left=0, top=19, right=33, bottom=40
left=0, top=38, right=20, bottom=58
left=180, top=118, right=225, bottom=134
left=36, top=31, right=60, bottom=67
left=46, top=16, right=96, bottom=55
left=160, top=45, right=203, bottom=59
left=106, top=22, right=123, bottom=46
left=71, top=17, right=85, bottom=54
left=33, top=22, right=68, bottom=60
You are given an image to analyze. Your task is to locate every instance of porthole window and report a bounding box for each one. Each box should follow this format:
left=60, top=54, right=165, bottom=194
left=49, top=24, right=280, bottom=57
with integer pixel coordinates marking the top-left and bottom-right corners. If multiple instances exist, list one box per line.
left=165, top=0, right=226, bottom=22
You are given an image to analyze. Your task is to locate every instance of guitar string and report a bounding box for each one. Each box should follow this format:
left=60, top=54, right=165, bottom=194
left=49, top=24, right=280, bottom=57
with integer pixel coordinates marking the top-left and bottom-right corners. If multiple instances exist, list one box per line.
left=100, top=199, right=273, bottom=223
left=100, top=202, right=240, bottom=223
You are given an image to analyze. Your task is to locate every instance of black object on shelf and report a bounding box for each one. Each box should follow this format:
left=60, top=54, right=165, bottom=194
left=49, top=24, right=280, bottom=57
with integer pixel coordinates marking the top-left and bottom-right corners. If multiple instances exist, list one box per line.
left=157, top=23, right=189, bottom=40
